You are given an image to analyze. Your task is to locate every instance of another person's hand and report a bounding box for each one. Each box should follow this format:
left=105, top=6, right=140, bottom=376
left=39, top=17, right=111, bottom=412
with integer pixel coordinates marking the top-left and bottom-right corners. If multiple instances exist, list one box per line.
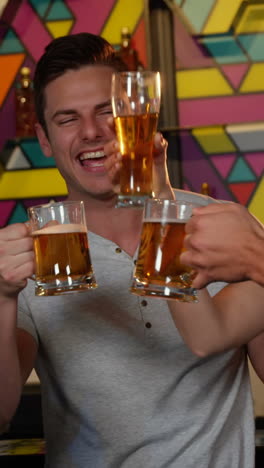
left=180, top=202, right=264, bottom=288
left=0, top=223, right=34, bottom=299
left=152, top=132, right=175, bottom=199
left=104, top=118, right=174, bottom=199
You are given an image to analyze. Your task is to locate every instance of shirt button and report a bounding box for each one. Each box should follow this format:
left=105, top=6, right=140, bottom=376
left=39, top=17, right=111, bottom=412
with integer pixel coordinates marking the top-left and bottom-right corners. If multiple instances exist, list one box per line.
left=145, top=322, right=152, bottom=329
left=115, top=247, right=122, bottom=253
left=141, top=300, right=148, bottom=307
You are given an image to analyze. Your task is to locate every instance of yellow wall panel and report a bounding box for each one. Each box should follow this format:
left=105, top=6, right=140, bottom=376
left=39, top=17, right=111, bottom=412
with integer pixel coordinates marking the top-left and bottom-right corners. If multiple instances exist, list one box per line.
left=176, top=69, right=234, bottom=99
left=235, top=5, right=264, bottom=34
left=0, top=169, right=67, bottom=199
left=203, top=0, right=244, bottom=34
left=45, top=20, right=73, bottom=39
left=192, top=126, right=237, bottom=153
left=240, top=63, right=264, bottom=93
left=248, top=176, right=264, bottom=223
left=101, top=0, right=144, bottom=44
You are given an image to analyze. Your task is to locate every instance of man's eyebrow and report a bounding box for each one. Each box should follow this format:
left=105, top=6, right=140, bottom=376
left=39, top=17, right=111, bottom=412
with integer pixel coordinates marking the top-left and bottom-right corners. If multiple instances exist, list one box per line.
left=51, top=109, right=77, bottom=120
left=95, top=100, right=112, bottom=110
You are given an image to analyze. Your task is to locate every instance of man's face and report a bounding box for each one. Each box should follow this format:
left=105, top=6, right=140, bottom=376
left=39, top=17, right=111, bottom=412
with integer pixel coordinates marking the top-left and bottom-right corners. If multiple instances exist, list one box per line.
left=36, top=65, right=116, bottom=200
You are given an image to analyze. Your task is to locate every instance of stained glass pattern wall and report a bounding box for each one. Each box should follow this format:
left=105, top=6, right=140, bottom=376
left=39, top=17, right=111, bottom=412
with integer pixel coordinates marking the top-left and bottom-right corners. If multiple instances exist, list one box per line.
left=0, top=0, right=146, bottom=226
left=172, top=0, right=264, bottom=222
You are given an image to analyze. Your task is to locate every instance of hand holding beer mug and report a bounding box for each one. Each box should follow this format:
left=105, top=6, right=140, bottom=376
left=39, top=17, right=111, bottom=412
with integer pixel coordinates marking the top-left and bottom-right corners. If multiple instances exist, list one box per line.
left=111, top=71, right=161, bottom=208
left=28, top=201, right=97, bottom=296
left=130, top=199, right=198, bottom=302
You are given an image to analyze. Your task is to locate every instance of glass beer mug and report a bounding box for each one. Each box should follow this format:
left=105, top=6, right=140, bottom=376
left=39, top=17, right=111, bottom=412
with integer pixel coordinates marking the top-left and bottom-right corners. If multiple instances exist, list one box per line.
left=111, top=70, right=161, bottom=208
left=130, top=199, right=198, bottom=302
left=28, top=200, right=97, bottom=296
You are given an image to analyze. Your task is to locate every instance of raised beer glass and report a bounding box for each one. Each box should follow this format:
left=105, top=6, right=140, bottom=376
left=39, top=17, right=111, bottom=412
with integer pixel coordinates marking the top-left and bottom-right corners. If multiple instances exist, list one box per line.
left=130, top=199, right=198, bottom=302
left=28, top=200, right=97, bottom=296
left=111, top=71, right=161, bottom=208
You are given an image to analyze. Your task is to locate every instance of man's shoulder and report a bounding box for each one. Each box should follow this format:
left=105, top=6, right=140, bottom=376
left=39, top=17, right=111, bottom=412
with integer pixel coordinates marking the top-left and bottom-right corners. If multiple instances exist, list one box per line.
left=173, top=188, right=221, bottom=206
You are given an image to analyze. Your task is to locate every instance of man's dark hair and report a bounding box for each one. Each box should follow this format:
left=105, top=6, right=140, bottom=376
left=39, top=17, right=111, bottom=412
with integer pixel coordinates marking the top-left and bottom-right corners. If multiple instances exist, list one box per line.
left=34, top=33, right=125, bottom=132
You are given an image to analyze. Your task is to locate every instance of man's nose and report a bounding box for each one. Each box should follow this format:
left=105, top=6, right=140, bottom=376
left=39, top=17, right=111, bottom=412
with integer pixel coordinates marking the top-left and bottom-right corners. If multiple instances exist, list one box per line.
left=79, top=115, right=100, bottom=141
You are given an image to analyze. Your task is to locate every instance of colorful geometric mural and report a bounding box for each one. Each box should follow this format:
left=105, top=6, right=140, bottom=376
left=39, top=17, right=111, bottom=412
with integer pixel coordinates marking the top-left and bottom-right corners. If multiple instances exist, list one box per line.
left=0, top=0, right=264, bottom=226
left=171, top=0, right=264, bottom=222
left=0, top=137, right=67, bottom=225
left=0, top=0, right=146, bottom=227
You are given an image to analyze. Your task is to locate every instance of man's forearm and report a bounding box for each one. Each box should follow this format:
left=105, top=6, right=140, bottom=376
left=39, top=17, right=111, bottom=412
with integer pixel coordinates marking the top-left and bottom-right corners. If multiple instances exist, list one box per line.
left=247, top=236, right=264, bottom=287
left=168, top=282, right=264, bottom=357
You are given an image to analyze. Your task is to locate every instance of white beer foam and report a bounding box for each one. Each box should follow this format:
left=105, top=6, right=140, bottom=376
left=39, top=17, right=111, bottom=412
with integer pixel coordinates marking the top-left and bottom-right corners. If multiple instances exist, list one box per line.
left=32, top=223, right=87, bottom=236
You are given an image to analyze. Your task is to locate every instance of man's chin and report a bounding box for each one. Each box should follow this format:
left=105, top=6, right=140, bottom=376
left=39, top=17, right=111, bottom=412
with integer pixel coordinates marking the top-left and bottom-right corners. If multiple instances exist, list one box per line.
left=87, top=190, right=117, bottom=202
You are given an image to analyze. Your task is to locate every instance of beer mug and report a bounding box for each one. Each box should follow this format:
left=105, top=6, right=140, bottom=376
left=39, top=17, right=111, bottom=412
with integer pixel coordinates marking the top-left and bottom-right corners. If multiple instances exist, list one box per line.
left=130, top=199, right=198, bottom=302
left=28, top=200, right=97, bottom=296
left=111, top=71, right=161, bottom=208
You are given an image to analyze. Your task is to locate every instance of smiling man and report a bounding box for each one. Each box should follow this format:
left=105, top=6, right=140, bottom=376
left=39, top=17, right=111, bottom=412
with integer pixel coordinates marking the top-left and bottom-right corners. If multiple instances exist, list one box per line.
left=0, top=33, right=264, bottom=468
left=36, top=65, right=119, bottom=201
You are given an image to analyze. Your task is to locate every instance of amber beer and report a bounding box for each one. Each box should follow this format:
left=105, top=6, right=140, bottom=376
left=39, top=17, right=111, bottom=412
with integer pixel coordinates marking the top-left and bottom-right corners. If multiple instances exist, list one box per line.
left=114, top=112, right=158, bottom=198
left=111, top=70, right=161, bottom=207
left=32, top=224, right=96, bottom=296
left=130, top=219, right=197, bottom=301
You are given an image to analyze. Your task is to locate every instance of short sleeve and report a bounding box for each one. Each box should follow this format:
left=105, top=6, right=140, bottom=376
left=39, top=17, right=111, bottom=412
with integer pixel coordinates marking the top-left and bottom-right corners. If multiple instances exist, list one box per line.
left=17, top=288, right=39, bottom=344
left=207, top=281, right=228, bottom=297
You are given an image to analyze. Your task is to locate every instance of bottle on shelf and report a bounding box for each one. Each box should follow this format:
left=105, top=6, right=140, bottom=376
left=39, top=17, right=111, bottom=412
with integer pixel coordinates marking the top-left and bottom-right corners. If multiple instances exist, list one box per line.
left=15, top=66, right=36, bottom=138
left=117, top=27, right=143, bottom=71
left=201, top=182, right=211, bottom=196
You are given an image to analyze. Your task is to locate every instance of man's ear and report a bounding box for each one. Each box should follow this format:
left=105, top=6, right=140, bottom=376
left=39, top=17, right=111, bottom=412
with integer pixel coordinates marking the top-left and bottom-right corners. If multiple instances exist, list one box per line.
left=35, top=123, right=52, bottom=158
